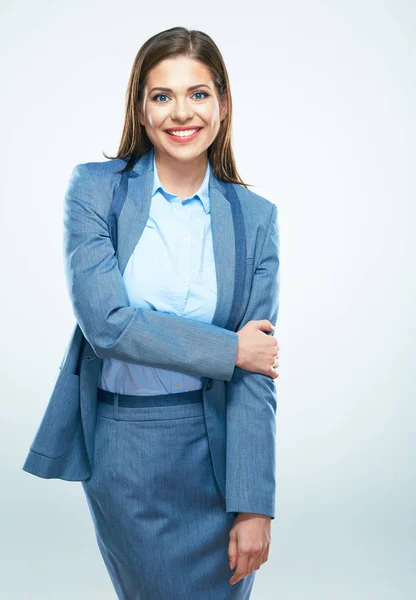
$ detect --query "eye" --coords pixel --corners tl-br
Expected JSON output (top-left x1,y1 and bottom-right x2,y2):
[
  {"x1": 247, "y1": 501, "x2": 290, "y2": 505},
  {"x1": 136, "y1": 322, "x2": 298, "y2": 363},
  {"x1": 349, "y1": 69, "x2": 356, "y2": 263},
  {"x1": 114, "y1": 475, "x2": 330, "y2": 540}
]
[
  {"x1": 192, "y1": 91, "x2": 209, "y2": 100},
  {"x1": 151, "y1": 90, "x2": 210, "y2": 103},
  {"x1": 152, "y1": 93, "x2": 169, "y2": 103}
]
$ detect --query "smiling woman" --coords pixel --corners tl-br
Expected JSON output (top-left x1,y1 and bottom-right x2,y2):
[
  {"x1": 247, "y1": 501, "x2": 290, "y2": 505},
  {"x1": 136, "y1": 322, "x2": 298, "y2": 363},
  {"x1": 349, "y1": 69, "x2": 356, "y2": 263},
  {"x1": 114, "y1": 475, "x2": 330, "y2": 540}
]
[
  {"x1": 23, "y1": 24, "x2": 280, "y2": 600},
  {"x1": 95, "y1": 26, "x2": 278, "y2": 598}
]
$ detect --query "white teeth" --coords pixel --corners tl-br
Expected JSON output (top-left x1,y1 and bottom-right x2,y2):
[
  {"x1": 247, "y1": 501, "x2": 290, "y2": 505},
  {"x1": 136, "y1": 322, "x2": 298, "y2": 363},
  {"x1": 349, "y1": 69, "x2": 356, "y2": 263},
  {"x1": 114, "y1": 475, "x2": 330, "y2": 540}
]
[{"x1": 168, "y1": 128, "x2": 200, "y2": 137}]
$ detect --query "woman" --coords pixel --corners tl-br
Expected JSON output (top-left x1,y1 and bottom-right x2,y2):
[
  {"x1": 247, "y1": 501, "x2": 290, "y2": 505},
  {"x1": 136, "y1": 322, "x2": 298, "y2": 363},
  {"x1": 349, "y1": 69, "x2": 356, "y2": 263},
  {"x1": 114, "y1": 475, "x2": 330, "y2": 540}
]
[{"x1": 24, "y1": 26, "x2": 280, "y2": 599}]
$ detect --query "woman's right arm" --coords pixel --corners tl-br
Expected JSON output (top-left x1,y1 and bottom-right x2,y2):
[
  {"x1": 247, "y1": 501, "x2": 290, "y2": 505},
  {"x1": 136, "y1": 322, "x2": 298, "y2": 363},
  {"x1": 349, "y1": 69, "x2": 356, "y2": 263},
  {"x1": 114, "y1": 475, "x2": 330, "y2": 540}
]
[{"x1": 63, "y1": 163, "x2": 273, "y2": 382}]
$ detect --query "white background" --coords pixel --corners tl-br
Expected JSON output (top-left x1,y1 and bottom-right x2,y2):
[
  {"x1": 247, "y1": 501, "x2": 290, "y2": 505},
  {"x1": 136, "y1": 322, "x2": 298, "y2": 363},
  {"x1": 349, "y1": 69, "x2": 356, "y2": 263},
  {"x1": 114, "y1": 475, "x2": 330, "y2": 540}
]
[{"x1": 1, "y1": 1, "x2": 414, "y2": 598}]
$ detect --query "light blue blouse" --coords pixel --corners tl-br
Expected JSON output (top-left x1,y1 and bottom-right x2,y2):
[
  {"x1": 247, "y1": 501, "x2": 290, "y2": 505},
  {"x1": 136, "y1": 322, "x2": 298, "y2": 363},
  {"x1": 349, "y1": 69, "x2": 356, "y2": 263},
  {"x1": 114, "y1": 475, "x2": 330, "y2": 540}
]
[{"x1": 99, "y1": 154, "x2": 218, "y2": 395}]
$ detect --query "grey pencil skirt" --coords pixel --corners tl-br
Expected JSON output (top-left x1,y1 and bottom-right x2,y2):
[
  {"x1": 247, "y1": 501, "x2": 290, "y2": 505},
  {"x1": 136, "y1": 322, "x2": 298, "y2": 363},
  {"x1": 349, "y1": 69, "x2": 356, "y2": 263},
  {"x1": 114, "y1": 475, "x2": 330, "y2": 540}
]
[{"x1": 81, "y1": 387, "x2": 255, "y2": 599}]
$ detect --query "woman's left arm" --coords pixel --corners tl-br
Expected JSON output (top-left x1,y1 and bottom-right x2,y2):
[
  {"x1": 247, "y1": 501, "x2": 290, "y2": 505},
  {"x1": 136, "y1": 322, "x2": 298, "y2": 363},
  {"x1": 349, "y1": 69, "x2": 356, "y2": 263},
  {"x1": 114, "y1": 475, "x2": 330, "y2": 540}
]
[{"x1": 225, "y1": 202, "x2": 280, "y2": 520}]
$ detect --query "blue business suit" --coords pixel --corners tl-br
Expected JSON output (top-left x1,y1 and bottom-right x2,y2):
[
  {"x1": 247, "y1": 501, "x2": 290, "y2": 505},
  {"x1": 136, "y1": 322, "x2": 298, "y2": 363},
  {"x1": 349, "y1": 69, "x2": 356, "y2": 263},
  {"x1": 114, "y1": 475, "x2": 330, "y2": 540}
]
[{"x1": 22, "y1": 146, "x2": 280, "y2": 598}]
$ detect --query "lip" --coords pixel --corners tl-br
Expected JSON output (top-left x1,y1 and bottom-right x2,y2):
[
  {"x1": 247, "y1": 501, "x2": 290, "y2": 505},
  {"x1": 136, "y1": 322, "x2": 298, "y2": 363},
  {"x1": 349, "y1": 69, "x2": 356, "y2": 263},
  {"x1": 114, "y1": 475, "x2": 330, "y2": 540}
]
[
  {"x1": 164, "y1": 126, "x2": 203, "y2": 132},
  {"x1": 164, "y1": 127, "x2": 203, "y2": 144}
]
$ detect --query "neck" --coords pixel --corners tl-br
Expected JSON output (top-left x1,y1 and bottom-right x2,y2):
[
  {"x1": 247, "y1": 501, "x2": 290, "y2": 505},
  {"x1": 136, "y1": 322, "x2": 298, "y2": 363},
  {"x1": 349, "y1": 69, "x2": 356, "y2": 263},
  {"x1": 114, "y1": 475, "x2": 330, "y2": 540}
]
[{"x1": 154, "y1": 150, "x2": 208, "y2": 200}]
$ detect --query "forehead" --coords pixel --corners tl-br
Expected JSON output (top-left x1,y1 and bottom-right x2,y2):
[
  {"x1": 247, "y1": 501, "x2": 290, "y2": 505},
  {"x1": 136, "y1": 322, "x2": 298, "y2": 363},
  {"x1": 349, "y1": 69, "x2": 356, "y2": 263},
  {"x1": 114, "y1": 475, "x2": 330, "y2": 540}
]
[{"x1": 145, "y1": 56, "x2": 212, "y2": 90}]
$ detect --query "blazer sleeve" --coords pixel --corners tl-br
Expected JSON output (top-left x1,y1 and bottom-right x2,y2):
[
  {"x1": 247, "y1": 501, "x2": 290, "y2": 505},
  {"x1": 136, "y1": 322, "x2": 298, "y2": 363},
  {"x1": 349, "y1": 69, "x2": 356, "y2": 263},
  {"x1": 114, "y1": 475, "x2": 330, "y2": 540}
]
[
  {"x1": 224, "y1": 202, "x2": 280, "y2": 519},
  {"x1": 63, "y1": 163, "x2": 239, "y2": 382}
]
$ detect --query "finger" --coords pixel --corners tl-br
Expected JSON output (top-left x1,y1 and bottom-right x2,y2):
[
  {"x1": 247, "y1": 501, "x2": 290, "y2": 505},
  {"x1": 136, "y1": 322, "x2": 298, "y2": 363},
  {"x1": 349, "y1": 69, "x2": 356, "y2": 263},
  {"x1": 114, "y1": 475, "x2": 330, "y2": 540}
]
[
  {"x1": 245, "y1": 550, "x2": 263, "y2": 578},
  {"x1": 228, "y1": 534, "x2": 238, "y2": 571},
  {"x1": 229, "y1": 551, "x2": 249, "y2": 585},
  {"x1": 270, "y1": 366, "x2": 279, "y2": 379},
  {"x1": 261, "y1": 542, "x2": 270, "y2": 564},
  {"x1": 260, "y1": 539, "x2": 270, "y2": 565}
]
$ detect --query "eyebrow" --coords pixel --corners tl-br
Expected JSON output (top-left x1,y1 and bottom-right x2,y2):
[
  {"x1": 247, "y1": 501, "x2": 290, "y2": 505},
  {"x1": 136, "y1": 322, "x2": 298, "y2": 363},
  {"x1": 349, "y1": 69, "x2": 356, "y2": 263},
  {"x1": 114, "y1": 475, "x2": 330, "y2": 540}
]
[{"x1": 149, "y1": 84, "x2": 212, "y2": 93}]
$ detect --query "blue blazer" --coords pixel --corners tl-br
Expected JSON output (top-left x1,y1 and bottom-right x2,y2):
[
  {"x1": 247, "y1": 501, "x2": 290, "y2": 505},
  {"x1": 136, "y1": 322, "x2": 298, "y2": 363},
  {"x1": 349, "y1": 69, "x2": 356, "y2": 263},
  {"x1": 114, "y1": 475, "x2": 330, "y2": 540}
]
[{"x1": 22, "y1": 146, "x2": 280, "y2": 519}]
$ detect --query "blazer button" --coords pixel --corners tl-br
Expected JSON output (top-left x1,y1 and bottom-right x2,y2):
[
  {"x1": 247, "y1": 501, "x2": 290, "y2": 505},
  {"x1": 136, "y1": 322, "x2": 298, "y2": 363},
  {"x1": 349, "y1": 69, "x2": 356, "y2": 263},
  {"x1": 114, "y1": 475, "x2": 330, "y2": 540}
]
[
  {"x1": 206, "y1": 378, "x2": 213, "y2": 391},
  {"x1": 86, "y1": 355, "x2": 94, "y2": 361}
]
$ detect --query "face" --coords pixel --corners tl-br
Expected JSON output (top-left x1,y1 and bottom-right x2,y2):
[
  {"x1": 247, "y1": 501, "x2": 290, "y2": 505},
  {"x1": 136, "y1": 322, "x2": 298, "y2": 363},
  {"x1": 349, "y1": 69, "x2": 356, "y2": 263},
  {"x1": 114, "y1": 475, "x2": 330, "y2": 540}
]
[{"x1": 138, "y1": 56, "x2": 227, "y2": 164}]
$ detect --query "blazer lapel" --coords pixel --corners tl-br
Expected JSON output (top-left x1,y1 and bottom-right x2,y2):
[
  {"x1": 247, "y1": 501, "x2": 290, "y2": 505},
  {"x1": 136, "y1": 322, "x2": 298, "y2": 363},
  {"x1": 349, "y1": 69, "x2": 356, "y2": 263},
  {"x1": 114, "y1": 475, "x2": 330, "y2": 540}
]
[{"x1": 116, "y1": 146, "x2": 246, "y2": 332}]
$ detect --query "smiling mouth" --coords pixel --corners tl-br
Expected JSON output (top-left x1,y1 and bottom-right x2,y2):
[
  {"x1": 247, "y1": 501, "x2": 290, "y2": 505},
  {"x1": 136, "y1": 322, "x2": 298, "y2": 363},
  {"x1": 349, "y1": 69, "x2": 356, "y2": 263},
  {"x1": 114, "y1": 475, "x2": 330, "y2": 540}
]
[{"x1": 165, "y1": 127, "x2": 203, "y2": 137}]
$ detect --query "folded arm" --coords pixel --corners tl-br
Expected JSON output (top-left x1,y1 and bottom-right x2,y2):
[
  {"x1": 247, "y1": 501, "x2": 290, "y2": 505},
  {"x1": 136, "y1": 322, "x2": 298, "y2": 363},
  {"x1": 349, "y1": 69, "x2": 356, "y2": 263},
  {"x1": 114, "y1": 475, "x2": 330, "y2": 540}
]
[
  {"x1": 63, "y1": 163, "x2": 239, "y2": 381},
  {"x1": 225, "y1": 202, "x2": 280, "y2": 519}
]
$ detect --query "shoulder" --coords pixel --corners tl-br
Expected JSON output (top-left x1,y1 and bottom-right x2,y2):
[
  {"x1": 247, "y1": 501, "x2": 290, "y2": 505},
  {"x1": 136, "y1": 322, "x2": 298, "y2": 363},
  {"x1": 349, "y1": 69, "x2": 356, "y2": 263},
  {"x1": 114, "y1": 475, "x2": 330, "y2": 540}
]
[
  {"x1": 65, "y1": 158, "x2": 126, "y2": 217},
  {"x1": 66, "y1": 158, "x2": 126, "y2": 207},
  {"x1": 69, "y1": 157, "x2": 127, "y2": 186},
  {"x1": 233, "y1": 182, "x2": 277, "y2": 224}
]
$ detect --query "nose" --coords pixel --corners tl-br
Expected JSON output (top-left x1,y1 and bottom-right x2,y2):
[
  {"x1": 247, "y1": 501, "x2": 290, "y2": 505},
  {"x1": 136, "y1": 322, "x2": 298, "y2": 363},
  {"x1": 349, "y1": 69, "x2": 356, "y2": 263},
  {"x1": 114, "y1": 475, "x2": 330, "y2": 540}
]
[{"x1": 170, "y1": 97, "x2": 194, "y2": 121}]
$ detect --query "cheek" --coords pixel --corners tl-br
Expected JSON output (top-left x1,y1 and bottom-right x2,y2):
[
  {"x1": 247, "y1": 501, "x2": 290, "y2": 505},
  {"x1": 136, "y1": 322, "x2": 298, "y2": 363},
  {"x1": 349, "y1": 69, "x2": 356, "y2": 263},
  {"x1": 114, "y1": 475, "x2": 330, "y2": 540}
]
[
  {"x1": 202, "y1": 106, "x2": 221, "y2": 130},
  {"x1": 144, "y1": 105, "x2": 166, "y2": 129},
  {"x1": 146, "y1": 113, "x2": 159, "y2": 128}
]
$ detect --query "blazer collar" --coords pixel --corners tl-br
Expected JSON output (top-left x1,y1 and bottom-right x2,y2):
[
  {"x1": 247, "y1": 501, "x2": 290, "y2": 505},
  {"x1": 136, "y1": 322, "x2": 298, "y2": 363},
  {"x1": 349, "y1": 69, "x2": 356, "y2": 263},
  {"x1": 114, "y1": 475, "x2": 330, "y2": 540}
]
[{"x1": 116, "y1": 146, "x2": 246, "y2": 331}]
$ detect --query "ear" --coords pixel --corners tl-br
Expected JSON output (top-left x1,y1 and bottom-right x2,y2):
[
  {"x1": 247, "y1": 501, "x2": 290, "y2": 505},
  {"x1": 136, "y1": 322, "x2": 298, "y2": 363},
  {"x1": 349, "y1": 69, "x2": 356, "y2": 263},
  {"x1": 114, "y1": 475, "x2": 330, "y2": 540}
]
[
  {"x1": 220, "y1": 91, "x2": 228, "y2": 122},
  {"x1": 138, "y1": 107, "x2": 145, "y2": 127}
]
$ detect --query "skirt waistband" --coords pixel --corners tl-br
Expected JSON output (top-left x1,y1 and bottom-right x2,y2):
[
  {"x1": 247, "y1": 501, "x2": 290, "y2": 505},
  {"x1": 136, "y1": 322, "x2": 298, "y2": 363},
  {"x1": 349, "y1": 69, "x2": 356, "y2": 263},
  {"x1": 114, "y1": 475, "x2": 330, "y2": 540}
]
[{"x1": 97, "y1": 387, "x2": 203, "y2": 408}]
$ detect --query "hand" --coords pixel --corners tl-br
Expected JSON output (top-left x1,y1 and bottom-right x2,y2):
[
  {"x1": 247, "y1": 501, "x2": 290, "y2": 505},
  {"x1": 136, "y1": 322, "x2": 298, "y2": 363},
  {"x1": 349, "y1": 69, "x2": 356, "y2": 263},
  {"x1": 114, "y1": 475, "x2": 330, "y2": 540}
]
[
  {"x1": 236, "y1": 320, "x2": 280, "y2": 379},
  {"x1": 228, "y1": 512, "x2": 272, "y2": 585}
]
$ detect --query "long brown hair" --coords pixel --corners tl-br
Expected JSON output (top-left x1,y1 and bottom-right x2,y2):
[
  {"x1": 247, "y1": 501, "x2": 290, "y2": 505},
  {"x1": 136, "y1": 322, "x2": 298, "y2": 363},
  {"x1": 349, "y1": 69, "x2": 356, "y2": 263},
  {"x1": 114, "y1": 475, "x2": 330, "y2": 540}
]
[{"x1": 103, "y1": 26, "x2": 252, "y2": 187}]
